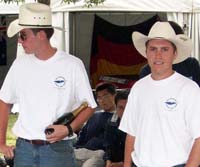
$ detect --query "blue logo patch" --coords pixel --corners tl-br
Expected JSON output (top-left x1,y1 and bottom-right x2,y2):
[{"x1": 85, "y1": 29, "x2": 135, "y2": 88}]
[
  {"x1": 54, "y1": 76, "x2": 66, "y2": 87},
  {"x1": 165, "y1": 98, "x2": 177, "y2": 110}
]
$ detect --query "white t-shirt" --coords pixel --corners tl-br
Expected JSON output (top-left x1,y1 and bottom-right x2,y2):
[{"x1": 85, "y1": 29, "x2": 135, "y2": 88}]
[
  {"x1": 119, "y1": 72, "x2": 200, "y2": 167},
  {"x1": 0, "y1": 50, "x2": 97, "y2": 140}
]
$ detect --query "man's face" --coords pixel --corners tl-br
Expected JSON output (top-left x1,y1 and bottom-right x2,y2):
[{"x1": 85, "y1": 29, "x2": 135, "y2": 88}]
[
  {"x1": 146, "y1": 39, "x2": 177, "y2": 80},
  {"x1": 116, "y1": 99, "x2": 127, "y2": 118},
  {"x1": 96, "y1": 89, "x2": 115, "y2": 112},
  {"x1": 18, "y1": 29, "x2": 40, "y2": 54}
]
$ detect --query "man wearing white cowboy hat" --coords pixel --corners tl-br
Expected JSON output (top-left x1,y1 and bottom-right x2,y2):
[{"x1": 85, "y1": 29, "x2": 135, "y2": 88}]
[
  {"x1": 119, "y1": 21, "x2": 200, "y2": 167},
  {"x1": 0, "y1": 2, "x2": 97, "y2": 167}
]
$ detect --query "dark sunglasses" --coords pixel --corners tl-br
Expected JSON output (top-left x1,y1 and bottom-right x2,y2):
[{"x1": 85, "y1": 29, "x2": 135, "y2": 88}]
[{"x1": 18, "y1": 32, "x2": 27, "y2": 41}]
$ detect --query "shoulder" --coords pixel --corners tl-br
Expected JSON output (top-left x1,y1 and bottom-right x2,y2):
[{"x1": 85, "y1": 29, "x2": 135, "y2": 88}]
[
  {"x1": 132, "y1": 75, "x2": 151, "y2": 89},
  {"x1": 176, "y1": 72, "x2": 199, "y2": 90},
  {"x1": 10, "y1": 54, "x2": 34, "y2": 69},
  {"x1": 57, "y1": 50, "x2": 83, "y2": 65}
]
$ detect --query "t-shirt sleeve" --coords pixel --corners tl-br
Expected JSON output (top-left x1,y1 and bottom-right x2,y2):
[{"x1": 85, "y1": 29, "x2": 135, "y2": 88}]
[
  {"x1": 119, "y1": 87, "x2": 137, "y2": 137},
  {"x1": 183, "y1": 82, "x2": 200, "y2": 139},
  {"x1": 73, "y1": 59, "x2": 97, "y2": 109},
  {"x1": 0, "y1": 61, "x2": 18, "y2": 104}
]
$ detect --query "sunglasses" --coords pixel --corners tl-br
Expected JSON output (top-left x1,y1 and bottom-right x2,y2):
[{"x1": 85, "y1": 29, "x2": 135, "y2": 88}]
[{"x1": 18, "y1": 32, "x2": 27, "y2": 41}]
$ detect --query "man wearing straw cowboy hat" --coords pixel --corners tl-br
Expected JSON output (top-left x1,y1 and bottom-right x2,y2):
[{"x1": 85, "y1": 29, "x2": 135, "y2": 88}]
[
  {"x1": 0, "y1": 2, "x2": 97, "y2": 167},
  {"x1": 119, "y1": 21, "x2": 200, "y2": 167}
]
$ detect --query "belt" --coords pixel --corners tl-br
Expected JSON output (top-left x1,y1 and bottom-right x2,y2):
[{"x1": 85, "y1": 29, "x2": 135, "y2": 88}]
[
  {"x1": 133, "y1": 164, "x2": 185, "y2": 167},
  {"x1": 19, "y1": 137, "x2": 50, "y2": 145},
  {"x1": 173, "y1": 164, "x2": 185, "y2": 167}
]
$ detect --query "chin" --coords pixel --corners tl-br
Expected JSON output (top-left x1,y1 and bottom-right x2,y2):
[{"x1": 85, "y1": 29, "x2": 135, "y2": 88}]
[{"x1": 24, "y1": 50, "x2": 33, "y2": 54}]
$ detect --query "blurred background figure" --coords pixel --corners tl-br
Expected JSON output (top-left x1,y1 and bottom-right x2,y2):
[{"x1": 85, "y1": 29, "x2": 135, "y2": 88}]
[
  {"x1": 75, "y1": 82, "x2": 116, "y2": 167},
  {"x1": 104, "y1": 89, "x2": 130, "y2": 167}
]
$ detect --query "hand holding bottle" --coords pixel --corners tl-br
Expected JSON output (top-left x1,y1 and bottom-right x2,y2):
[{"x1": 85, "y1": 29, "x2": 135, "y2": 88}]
[{"x1": 45, "y1": 102, "x2": 88, "y2": 135}]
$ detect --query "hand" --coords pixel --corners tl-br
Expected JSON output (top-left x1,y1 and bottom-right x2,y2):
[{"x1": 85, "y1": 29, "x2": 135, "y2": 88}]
[
  {"x1": 0, "y1": 144, "x2": 15, "y2": 159},
  {"x1": 45, "y1": 125, "x2": 68, "y2": 143}
]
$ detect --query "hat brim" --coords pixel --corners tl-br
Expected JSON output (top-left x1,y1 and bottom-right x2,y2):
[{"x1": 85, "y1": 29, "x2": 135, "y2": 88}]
[
  {"x1": 7, "y1": 19, "x2": 53, "y2": 38},
  {"x1": 132, "y1": 32, "x2": 193, "y2": 64}
]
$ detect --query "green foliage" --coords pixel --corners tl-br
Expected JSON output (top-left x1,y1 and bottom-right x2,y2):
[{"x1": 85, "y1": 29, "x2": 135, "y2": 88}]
[
  {"x1": 1, "y1": 0, "x2": 106, "y2": 7},
  {"x1": 62, "y1": 0, "x2": 106, "y2": 7},
  {"x1": 0, "y1": 0, "x2": 25, "y2": 4},
  {"x1": 7, "y1": 113, "x2": 18, "y2": 146},
  {"x1": 0, "y1": 113, "x2": 17, "y2": 157}
]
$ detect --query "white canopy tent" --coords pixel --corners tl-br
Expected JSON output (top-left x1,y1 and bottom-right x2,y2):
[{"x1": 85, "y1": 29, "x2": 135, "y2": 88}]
[{"x1": 49, "y1": 0, "x2": 200, "y2": 62}]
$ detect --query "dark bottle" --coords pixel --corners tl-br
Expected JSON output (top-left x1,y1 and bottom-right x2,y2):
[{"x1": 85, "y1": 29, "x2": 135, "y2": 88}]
[{"x1": 45, "y1": 102, "x2": 88, "y2": 135}]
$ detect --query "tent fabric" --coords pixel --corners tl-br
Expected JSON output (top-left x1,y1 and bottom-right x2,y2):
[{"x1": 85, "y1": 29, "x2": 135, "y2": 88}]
[
  {"x1": 51, "y1": 0, "x2": 200, "y2": 13},
  {"x1": 50, "y1": 0, "x2": 200, "y2": 61},
  {"x1": 90, "y1": 15, "x2": 159, "y2": 88}
]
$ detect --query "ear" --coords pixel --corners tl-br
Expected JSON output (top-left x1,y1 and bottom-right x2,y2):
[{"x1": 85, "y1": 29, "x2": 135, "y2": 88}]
[
  {"x1": 173, "y1": 50, "x2": 178, "y2": 61},
  {"x1": 37, "y1": 31, "x2": 46, "y2": 40}
]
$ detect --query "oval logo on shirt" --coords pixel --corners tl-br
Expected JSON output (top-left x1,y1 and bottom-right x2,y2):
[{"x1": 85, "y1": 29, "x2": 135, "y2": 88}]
[
  {"x1": 164, "y1": 98, "x2": 177, "y2": 111},
  {"x1": 54, "y1": 76, "x2": 66, "y2": 87}
]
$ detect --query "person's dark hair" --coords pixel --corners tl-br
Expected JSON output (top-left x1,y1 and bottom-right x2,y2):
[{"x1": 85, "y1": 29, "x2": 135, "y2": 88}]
[
  {"x1": 115, "y1": 89, "x2": 130, "y2": 105},
  {"x1": 31, "y1": 28, "x2": 54, "y2": 40},
  {"x1": 168, "y1": 21, "x2": 184, "y2": 35},
  {"x1": 95, "y1": 82, "x2": 116, "y2": 95}
]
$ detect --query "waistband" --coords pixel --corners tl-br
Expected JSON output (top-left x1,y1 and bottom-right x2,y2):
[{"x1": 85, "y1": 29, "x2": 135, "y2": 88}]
[
  {"x1": 18, "y1": 137, "x2": 50, "y2": 146},
  {"x1": 133, "y1": 163, "x2": 185, "y2": 167}
]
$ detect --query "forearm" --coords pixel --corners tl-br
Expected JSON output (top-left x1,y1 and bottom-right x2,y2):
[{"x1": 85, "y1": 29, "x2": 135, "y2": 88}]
[
  {"x1": 0, "y1": 100, "x2": 10, "y2": 145},
  {"x1": 71, "y1": 107, "x2": 94, "y2": 132},
  {"x1": 185, "y1": 137, "x2": 200, "y2": 167},
  {"x1": 106, "y1": 160, "x2": 112, "y2": 167},
  {"x1": 124, "y1": 134, "x2": 135, "y2": 167}
]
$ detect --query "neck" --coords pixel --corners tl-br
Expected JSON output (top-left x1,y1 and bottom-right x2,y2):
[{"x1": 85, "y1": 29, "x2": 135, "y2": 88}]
[
  {"x1": 35, "y1": 42, "x2": 57, "y2": 60},
  {"x1": 105, "y1": 105, "x2": 116, "y2": 113},
  {"x1": 151, "y1": 70, "x2": 175, "y2": 80}
]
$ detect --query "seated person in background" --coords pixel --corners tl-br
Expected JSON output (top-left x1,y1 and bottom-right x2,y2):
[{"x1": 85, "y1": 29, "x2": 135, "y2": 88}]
[
  {"x1": 139, "y1": 21, "x2": 200, "y2": 87},
  {"x1": 74, "y1": 82, "x2": 116, "y2": 167},
  {"x1": 104, "y1": 89, "x2": 130, "y2": 167}
]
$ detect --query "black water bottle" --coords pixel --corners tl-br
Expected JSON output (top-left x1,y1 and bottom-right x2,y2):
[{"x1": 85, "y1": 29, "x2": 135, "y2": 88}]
[{"x1": 45, "y1": 102, "x2": 88, "y2": 135}]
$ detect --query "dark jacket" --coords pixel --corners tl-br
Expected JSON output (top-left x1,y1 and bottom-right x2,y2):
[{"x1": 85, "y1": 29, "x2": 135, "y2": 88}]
[
  {"x1": 75, "y1": 111, "x2": 113, "y2": 150},
  {"x1": 104, "y1": 116, "x2": 126, "y2": 162}
]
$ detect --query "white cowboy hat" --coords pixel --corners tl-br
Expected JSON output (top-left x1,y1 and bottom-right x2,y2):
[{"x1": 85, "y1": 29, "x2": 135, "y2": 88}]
[
  {"x1": 132, "y1": 21, "x2": 193, "y2": 64},
  {"x1": 7, "y1": 3, "x2": 52, "y2": 38}
]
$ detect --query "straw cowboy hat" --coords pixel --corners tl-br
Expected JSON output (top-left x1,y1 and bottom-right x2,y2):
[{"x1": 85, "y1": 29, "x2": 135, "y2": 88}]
[
  {"x1": 132, "y1": 21, "x2": 193, "y2": 64},
  {"x1": 7, "y1": 3, "x2": 52, "y2": 38}
]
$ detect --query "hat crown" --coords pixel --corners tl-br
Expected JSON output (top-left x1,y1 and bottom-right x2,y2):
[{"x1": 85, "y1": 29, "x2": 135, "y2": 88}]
[
  {"x1": 19, "y1": 3, "x2": 52, "y2": 26},
  {"x1": 148, "y1": 22, "x2": 176, "y2": 39}
]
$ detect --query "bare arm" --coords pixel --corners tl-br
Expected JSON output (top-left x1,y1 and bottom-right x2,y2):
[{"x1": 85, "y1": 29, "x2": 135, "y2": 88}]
[
  {"x1": 185, "y1": 137, "x2": 200, "y2": 167},
  {"x1": 123, "y1": 134, "x2": 135, "y2": 167},
  {"x1": 105, "y1": 160, "x2": 112, "y2": 167},
  {"x1": 0, "y1": 99, "x2": 15, "y2": 158},
  {"x1": 71, "y1": 106, "x2": 94, "y2": 132}
]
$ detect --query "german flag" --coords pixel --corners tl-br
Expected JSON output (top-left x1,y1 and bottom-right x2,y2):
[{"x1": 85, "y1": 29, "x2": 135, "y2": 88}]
[{"x1": 90, "y1": 15, "x2": 160, "y2": 88}]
